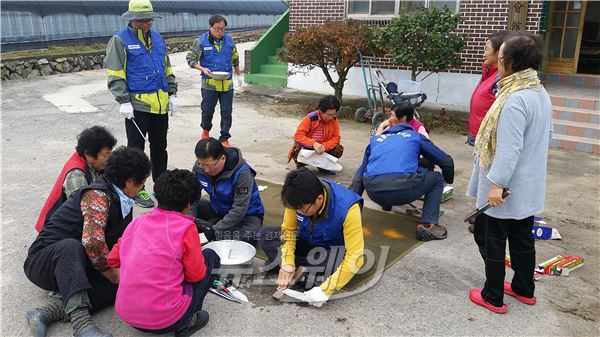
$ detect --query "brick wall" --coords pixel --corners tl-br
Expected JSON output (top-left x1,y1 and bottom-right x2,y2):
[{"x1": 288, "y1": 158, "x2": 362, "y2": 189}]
[
  {"x1": 288, "y1": 0, "x2": 545, "y2": 75},
  {"x1": 456, "y1": 0, "x2": 545, "y2": 73},
  {"x1": 289, "y1": 0, "x2": 344, "y2": 30}
]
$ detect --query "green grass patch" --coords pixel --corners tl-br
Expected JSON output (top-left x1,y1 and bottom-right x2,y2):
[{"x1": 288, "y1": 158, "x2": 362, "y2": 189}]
[
  {"x1": 419, "y1": 111, "x2": 468, "y2": 135},
  {"x1": 2, "y1": 43, "x2": 108, "y2": 60}
]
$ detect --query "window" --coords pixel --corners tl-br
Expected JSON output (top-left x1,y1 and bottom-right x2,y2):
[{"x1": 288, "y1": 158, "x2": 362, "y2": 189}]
[{"x1": 346, "y1": 0, "x2": 459, "y2": 17}]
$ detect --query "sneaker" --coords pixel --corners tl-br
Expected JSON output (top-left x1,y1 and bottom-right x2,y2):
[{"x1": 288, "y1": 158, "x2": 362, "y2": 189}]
[
  {"x1": 201, "y1": 130, "x2": 210, "y2": 139},
  {"x1": 221, "y1": 140, "x2": 231, "y2": 147},
  {"x1": 133, "y1": 188, "x2": 154, "y2": 208},
  {"x1": 504, "y1": 281, "x2": 536, "y2": 305},
  {"x1": 469, "y1": 288, "x2": 508, "y2": 314},
  {"x1": 381, "y1": 204, "x2": 392, "y2": 212},
  {"x1": 416, "y1": 224, "x2": 447, "y2": 241},
  {"x1": 175, "y1": 310, "x2": 209, "y2": 337},
  {"x1": 317, "y1": 167, "x2": 337, "y2": 175},
  {"x1": 26, "y1": 308, "x2": 50, "y2": 337}
]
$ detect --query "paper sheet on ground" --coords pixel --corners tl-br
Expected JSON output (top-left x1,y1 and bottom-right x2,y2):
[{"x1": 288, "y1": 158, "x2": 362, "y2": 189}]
[{"x1": 297, "y1": 149, "x2": 342, "y2": 172}]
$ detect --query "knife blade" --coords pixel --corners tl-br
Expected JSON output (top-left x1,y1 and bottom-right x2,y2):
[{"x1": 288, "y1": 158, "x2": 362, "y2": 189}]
[
  {"x1": 464, "y1": 188, "x2": 510, "y2": 223},
  {"x1": 227, "y1": 285, "x2": 248, "y2": 303}
]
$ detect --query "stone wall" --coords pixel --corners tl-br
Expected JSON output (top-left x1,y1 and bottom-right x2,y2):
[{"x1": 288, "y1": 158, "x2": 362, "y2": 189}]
[{"x1": 1, "y1": 30, "x2": 264, "y2": 81}]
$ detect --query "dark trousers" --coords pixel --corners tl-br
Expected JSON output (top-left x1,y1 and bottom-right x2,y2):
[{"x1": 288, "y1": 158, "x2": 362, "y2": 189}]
[
  {"x1": 201, "y1": 88, "x2": 233, "y2": 141},
  {"x1": 258, "y1": 227, "x2": 345, "y2": 287},
  {"x1": 23, "y1": 238, "x2": 117, "y2": 312},
  {"x1": 193, "y1": 199, "x2": 262, "y2": 244},
  {"x1": 366, "y1": 171, "x2": 445, "y2": 224},
  {"x1": 136, "y1": 249, "x2": 221, "y2": 334},
  {"x1": 474, "y1": 213, "x2": 535, "y2": 307},
  {"x1": 125, "y1": 110, "x2": 168, "y2": 182}
]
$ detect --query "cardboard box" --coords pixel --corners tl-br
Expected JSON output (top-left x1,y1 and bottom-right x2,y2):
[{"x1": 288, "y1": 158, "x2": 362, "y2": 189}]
[
  {"x1": 558, "y1": 257, "x2": 584, "y2": 277},
  {"x1": 536, "y1": 255, "x2": 563, "y2": 274}
]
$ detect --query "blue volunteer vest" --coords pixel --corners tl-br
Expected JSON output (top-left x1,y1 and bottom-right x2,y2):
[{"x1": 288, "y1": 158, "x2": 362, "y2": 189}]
[
  {"x1": 118, "y1": 27, "x2": 169, "y2": 94},
  {"x1": 198, "y1": 32, "x2": 234, "y2": 80},
  {"x1": 196, "y1": 163, "x2": 264, "y2": 217},
  {"x1": 296, "y1": 179, "x2": 363, "y2": 247},
  {"x1": 364, "y1": 125, "x2": 421, "y2": 177}
]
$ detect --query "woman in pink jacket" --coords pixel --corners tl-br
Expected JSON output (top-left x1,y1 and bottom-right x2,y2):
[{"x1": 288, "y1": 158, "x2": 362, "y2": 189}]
[
  {"x1": 108, "y1": 169, "x2": 220, "y2": 337},
  {"x1": 468, "y1": 30, "x2": 509, "y2": 146},
  {"x1": 467, "y1": 31, "x2": 508, "y2": 234}
]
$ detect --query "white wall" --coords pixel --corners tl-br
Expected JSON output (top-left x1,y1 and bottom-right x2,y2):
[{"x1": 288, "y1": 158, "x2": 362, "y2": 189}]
[{"x1": 287, "y1": 64, "x2": 481, "y2": 108}]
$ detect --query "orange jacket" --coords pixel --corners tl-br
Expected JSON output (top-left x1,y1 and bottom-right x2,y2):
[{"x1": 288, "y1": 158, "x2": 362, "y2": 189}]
[{"x1": 293, "y1": 110, "x2": 341, "y2": 151}]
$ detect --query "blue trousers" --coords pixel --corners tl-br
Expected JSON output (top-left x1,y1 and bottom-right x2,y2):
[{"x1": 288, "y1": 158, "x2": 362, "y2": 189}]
[
  {"x1": 201, "y1": 88, "x2": 234, "y2": 141},
  {"x1": 366, "y1": 171, "x2": 445, "y2": 224}
]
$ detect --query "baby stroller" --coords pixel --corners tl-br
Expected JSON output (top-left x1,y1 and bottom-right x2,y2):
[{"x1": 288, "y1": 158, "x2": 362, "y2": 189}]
[{"x1": 354, "y1": 58, "x2": 428, "y2": 135}]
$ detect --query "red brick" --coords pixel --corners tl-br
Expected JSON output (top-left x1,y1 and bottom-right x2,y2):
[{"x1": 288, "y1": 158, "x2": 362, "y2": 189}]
[
  {"x1": 551, "y1": 96, "x2": 566, "y2": 106},
  {"x1": 560, "y1": 140, "x2": 577, "y2": 151},
  {"x1": 566, "y1": 125, "x2": 583, "y2": 137},
  {"x1": 583, "y1": 76, "x2": 597, "y2": 87},
  {"x1": 572, "y1": 112, "x2": 590, "y2": 123},
  {"x1": 580, "y1": 100, "x2": 596, "y2": 110}
]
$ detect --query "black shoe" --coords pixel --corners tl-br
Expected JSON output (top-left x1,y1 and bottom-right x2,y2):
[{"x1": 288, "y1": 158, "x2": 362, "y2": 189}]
[
  {"x1": 175, "y1": 310, "x2": 209, "y2": 337},
  {"x1": 26, "y1": 309, "x2": 49, "y2": 337},
  {"x1": 416, "y1": 224, "x2": 448, "y2": 241},
  {"x1": 381, "y1": 204, "x2": 392, "y2": 212},
  {"x1": 74, "y1": 325, "x2": 112, "y2": 337},
  {"x1": 133, "y1": 188, "x2": 154, "y2": 208}
]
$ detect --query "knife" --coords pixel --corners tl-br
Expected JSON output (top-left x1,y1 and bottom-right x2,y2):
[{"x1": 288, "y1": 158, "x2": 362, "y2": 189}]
[
  {"x1": 463, "y1": 188, "x2": 510, "y2": 223},
  {"x1": 226, "y1": 284, "x2": 249, "y2": 303}
]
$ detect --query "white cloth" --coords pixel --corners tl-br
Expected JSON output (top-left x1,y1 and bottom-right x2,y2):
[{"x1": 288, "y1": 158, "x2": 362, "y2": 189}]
[
  {"x1": 120, "y1": 102, "x2": 134, "y2": 119},
  {"x1": 282, "y1": 287, "x2": 330, "y2": 307},
  {"x1": 167, "y1": 95, "x2": 177, "y2": 115},
  {"x1": 297, "y1": 149, "x2": 342, "y2": 172}
]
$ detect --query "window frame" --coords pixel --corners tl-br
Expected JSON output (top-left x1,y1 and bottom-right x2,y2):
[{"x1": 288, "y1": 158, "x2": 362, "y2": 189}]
[{"x1": 345, "y1": 0, "x2": 459, "y2": 19}]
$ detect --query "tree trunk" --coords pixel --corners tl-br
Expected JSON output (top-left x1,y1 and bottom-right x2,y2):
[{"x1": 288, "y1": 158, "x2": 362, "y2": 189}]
[
  {"x1": 411, "y1": 63, "x2": 418, "y2": 82},
  {"x1": 334, "y1": 85, "x2": 343, "y2": 106}
]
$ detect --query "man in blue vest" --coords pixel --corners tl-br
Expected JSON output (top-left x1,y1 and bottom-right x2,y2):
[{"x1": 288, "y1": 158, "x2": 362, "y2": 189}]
[
  {"x1": 106, "y1": 0, "x2": 178, "y2": 208},
  {"x1": 351, "y1": 102, "x2": 454, "y2": 242},
  {"x1": 186, "y1": 15, "x2": 241, "y2": 148},
  {"x1": 192, "y1": 138, "x2": 263, "y2": 245},
  {"x1": 259, "y1": 168, "x2": 365, "y2": 307}
]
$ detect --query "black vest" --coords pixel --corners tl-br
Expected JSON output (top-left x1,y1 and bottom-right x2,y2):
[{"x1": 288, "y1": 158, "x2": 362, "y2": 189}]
[{"x1": 29, "y1": 176, "x2": 132, "y2": 255}]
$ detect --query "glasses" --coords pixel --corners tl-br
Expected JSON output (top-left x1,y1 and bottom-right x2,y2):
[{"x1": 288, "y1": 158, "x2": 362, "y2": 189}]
[
  {"x1": 197, "y1": 156, "x2": 223, "y2": 170},
  {"x1": 297, "y1": 202, "x2": 314, "y2": 215},
  {"x1": 211, "y1": 25, "x2": 226, "y2": 32}
]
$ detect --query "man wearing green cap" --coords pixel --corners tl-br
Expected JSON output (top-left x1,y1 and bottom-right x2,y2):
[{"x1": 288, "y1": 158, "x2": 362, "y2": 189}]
[{"x1": 106, "y1": 0, "x2": 177, "y2": 208}]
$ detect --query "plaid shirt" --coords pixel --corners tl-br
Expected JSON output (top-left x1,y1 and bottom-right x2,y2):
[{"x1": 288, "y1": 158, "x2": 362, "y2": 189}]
[{"x1": 62, "y1": 164, "x2": 98, "y2": 198}]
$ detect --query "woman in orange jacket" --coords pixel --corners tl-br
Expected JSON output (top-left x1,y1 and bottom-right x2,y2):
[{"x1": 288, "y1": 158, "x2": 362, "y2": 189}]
[{"x1": 287, "y1": 95, "x2": 343, "y2": 175}]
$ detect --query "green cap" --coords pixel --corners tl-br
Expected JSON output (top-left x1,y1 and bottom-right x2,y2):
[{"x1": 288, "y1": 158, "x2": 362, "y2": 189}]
[{"x1": 121, "y1": 0, "x2": 161, "y2": 20}]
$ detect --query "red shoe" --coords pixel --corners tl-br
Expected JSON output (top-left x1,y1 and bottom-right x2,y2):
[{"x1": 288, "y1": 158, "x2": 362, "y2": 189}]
[
  {"x1": 469, "y1": 288, "x2": 508, "y2": 314},
  {"x1": 504, "y1": 281, "x2": 536, "y2": 305},
  {"x1": 221, "y1": 140, "x2": 230, "y2": 147},
  {"x1": 201, "y1": 130, "x2": 210, "y2": 139}
]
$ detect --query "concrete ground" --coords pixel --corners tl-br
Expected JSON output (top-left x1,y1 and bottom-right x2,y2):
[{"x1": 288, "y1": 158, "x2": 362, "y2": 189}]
[{"x1": 2, "y1": 41, "x2": 599, "y2": 336}]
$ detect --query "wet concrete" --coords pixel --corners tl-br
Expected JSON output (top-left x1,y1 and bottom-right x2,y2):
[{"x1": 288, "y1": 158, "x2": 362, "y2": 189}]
[{"x1": 1, "y1": 41, "x2": 599, "y2": 336}]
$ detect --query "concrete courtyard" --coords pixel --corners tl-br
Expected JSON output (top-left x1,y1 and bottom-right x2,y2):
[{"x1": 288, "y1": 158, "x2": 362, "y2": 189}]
[{"x1": 1, "y1": 42, "x2": 599, "y2": 336}]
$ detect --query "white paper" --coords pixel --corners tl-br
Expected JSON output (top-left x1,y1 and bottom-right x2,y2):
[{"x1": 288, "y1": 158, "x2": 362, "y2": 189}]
[{"x1": 297, "y1": 149, "x2": 342, "y2": 172}]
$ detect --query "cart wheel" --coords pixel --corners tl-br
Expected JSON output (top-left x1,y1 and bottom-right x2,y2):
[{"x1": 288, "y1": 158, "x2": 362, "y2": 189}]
[
  {"x1": 355, "y1": 107, "x2": 369, "y2": 123},
  {"x1": 372, "y1": 111, "x2": 387, "y2": 128}
]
